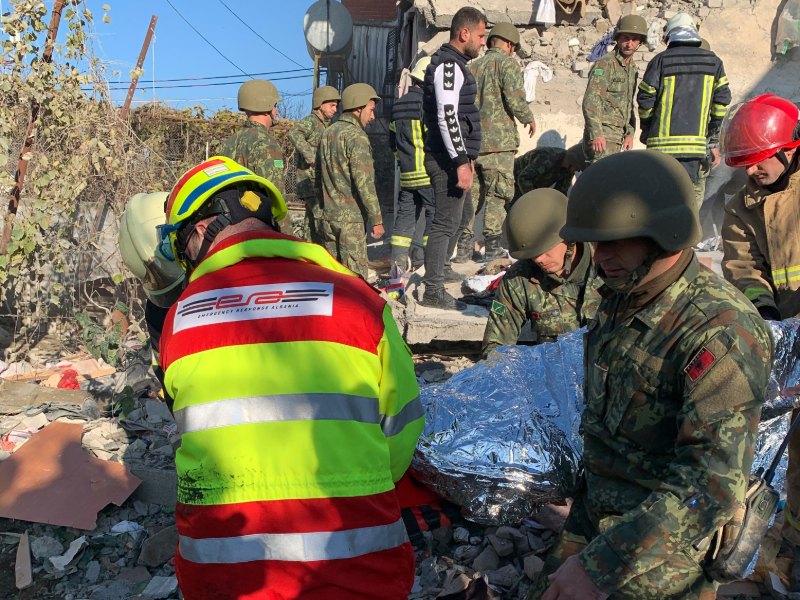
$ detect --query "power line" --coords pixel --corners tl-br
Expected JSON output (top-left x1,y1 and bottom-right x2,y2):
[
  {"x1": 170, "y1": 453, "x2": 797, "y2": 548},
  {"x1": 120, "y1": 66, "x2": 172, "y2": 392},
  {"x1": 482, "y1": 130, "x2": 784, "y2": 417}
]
[
  {"x1": 216, "y1": 0, "x2": 308, "y2": 69},
  {"x1": 87, "y1": 73, "x2": 313, "y2": 91},
  {"x1": 163, "y1": 0, "x2": 250, "y2": 77},
  {"x1": 108, "y1": 67, "x2": 312, "y2": 86}
]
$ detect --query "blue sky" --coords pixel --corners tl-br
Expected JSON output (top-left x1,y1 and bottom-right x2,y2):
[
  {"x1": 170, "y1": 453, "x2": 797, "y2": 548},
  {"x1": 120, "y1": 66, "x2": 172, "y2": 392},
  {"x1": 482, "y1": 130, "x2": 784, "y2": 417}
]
[{"x1": 81, "y1": 1, "x2": 318, "y2": 115}]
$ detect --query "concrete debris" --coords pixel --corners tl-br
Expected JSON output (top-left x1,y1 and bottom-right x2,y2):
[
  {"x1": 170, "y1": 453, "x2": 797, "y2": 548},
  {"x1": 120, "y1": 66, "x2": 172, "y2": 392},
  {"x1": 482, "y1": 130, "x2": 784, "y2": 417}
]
[
  {"x1": 49, "y1": 536, "x2": 87, "y2": 571},
  {"x1": 137, "y1": 525, "x2": 178, "y2": 568},
  {"x1": 141, "y1": 575, "x2": 179, "y2": 599},
  {"x1": 31, "y1": 535, "x2": 65, "y2": 560},
  {"x1": 15, "y1": 531, "x2": 32, "y2": 590}
]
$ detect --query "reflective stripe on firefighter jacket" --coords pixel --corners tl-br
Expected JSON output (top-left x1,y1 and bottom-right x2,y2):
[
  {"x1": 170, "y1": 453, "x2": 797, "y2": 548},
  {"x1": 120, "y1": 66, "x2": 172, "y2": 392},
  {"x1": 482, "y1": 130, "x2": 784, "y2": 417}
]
[
  {"x1": 637, "y1": 45, "x2": 731, "y2": 158},
  {"x1": 722, "y1": 166, "x2": 800, "y2": 318},
  {"x1": 159, "y1": 229, "x2": 424, "y2": 600},
  {"x1": 390, "y1": 86, "x2": 431, "y2": 189}
]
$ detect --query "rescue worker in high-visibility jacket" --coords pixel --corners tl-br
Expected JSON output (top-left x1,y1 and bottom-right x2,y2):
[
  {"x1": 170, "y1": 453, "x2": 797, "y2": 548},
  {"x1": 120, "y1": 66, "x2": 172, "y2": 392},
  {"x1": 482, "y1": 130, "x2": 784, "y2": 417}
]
[
  {"x1": 637, "y1": 13, "x2": 731, "y2": 207},
  {"x1": 157, "y1": 155, "x2": 424, "y2": 600}
]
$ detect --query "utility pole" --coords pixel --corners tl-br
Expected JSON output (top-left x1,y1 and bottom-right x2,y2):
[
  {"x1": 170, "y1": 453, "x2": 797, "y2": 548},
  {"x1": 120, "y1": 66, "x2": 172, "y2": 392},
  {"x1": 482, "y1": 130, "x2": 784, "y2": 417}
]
[
  {"x1": 1, "y1": 0, "x2": 65, "y2": 255},
  {"x1": 120, "y1": 15, "x2": 158, "y2": 120}
]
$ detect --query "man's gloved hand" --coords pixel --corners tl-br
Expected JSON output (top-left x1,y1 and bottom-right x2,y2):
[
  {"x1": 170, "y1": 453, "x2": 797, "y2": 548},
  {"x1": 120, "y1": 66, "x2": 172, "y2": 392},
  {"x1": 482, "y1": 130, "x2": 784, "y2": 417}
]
[{"x1": 758, "y1": 305, "x2": 781, "y2": 321}]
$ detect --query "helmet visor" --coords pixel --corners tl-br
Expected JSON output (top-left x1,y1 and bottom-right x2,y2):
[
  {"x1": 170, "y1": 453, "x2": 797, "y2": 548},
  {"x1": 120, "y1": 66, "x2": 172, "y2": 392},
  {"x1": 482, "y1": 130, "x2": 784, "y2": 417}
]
[{"x1": 720, "y1": 101, "x2": 800, "y2": 167}]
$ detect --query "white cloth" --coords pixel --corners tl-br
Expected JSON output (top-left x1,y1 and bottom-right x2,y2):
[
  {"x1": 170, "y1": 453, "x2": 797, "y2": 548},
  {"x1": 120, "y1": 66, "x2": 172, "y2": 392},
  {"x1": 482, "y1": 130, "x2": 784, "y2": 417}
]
[
  {"x1": 523, "y1": 61, "x2": 554, "y2": 102},
  {"x1": 535, "y1": 0, "x2": 556, "y2": 25}
]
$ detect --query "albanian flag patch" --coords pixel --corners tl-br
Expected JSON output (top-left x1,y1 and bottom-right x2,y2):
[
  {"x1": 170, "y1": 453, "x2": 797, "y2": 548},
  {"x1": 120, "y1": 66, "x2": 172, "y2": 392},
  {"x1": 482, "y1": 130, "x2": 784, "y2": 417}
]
[{"x1": 684, "y1": 347, "x2": 716, "y2": 382}]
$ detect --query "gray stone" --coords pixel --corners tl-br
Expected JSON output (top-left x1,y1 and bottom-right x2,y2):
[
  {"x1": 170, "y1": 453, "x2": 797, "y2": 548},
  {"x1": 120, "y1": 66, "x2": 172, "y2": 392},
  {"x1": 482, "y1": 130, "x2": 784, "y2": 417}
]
[
  {"x1": 145, "y1": 400, "x2": 172, "y2": 424},
  {"x1": 125, "y1": 438, "x2": 148, "y2": 458},
  {"x1": 469, "y1": 535, "x2": 483, "y2": 545},
  {"x1": 137, "y1": 525, "x2": 178, "y2": 567},
  {"x1": 572, "y1": 60, "x2": 590, "y2": 73},
  {"x1": 524, "y1": 554, "x2": 545, "y2": 580},
  {"x1": 141, "y1": 575, "x2": 179, "y2": 599},
  {"x1": 487, "y1": 564, "x2": 522, "y2": 588},
  {"x1": 90, "y1": 581, "x2": 133, "y2": 600},
  {"x1": 540, "y1": 31, "x2": 555, "y2": 46},
  {"x1": 596, "y1": 20, "x2": 610, "y2": 34},
  {"x1": 453, "y1": 544, "x2": 482, "y2": 563},
  {"x1": 81, "y1": 398, "x2": 102, "y2": 419},
  {"x1": 432, "y1": 525, "x2": 452, "y2": 546},
  {"x1": 527, "y1": 532, "x2": 547, "y2": 554},
  {"x1": 129, "y1": 465, "x2": 177, "y2": 506},
  {"x1": 706, "y1": 0, "x2": 722, "y2": 6},
  {"x1": 85, "y1": 560, "x2": 101, "y2": 583},
  {"x1": 418, "y1": 557, "x2": 440, "y2": 589},
  {"x1": 472, "y1": 546, "x2": 500, "y2": 573},
  {"x1": 31, "y1": 536, "x2": 64, "y2": 560},
  {"x1": 488, "y1": 534, "x2": 515, "y2": 557},
  {"x1": 453, "y1": 527, "x2": 471, "y2": 544},
  {"x1": 133, "y1": 501, "x2": 149, "y2": 517},
  {"x1": 440, "y1": 572, "x2": 473, "y2": 596}
]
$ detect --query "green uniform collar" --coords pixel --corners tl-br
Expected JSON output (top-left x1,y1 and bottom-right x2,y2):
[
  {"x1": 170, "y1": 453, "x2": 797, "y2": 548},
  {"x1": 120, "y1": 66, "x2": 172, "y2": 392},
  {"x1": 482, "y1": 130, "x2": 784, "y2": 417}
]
[{"x1": 339, "y1": 112, "x2": 363, "y2": 129}]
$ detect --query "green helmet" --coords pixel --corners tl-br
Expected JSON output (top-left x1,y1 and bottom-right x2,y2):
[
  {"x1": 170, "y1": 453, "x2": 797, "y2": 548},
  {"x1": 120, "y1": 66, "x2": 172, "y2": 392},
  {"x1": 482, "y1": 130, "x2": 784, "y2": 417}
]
[
  {"x1": 505, "y1": 188, "x2": 568, "y2": 260},
  {"x1": 615, "y1": 15, "x2": 647, "y2": 39},
  {"x1": 238, "y1": 79, "x2": 280, "y2": 113},
  {"x1": 488, "y1": 22, "x2": 520, "y2": 46},
  {"x1": 561, "y1": 150, "x2": 701, "y2": 252},
  {"x1": 312, "y1": 85, "x2": 341, "y2": 109},
  {"x1": 341, "y1": 83, "x2": 380, "y2": 112}
]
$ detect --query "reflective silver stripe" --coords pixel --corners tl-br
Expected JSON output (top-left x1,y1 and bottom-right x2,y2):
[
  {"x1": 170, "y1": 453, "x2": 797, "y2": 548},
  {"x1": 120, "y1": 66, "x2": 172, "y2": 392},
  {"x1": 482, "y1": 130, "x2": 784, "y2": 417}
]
[
  {"x1": 381, "y1": 396, "x2": 424, "y2": 437},
  {"x1": 175, "y1": 393, "x2": 380, "y2": 433},
  {"x1": 179, "y1": 518, "x2": 408, "y2": 564}
]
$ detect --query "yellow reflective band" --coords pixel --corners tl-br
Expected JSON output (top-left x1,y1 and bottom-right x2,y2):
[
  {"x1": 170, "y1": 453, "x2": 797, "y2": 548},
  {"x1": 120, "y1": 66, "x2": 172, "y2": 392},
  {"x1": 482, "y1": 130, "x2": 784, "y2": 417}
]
[
  {"x1": 659, "y1": 76, "x2": 675, "y2": 138},
  {"x1": 179, "y1": 519, "x2": 409, "y2": 564},
  {"x1": 639, "y1": 107, "x2": 654, "y2": 119},
  {"x1": 412, "y1": 120, "x2": 425, "y2": 174},
  {"x1": 700, "y1": 75, "x2": 713, "y2": 137},
  {"x1": 744, "y1": 286, "x2": 772, "y2": 301},
  {"x1": 390, "y1": 236, "x2": 412, "y2": 247},
  {"x1": 711, "y1": 103, "x2": 727, "y2": 117},
  {"x1": 714, "y1": 75, "x2": 729, "y2": 90},
  {"x1": 638, "y1": 80, "x2": 657, "y2": 95},
  {"x1": 389, "y1": 121, "x2": 397, "y2": 132},
  {"x1": 772, "y1": 264, "x2": 800, "y2": 285},
  {"x1": 190, "y1": 237, "x2": 355, "y2": 282}
]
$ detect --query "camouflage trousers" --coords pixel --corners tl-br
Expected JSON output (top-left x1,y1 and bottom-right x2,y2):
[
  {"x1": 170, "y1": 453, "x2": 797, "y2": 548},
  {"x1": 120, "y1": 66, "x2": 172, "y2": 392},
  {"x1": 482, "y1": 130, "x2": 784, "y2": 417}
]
[
  {"x1": 466, "y1": 151, "x2": 515, "y2": 240},
  {"x1": 692, "y1": 159, "x2": 711, "y2": 214},
  {"x1": 582, "y1": 134, "x2": 623, "y2": 164},
  {"x1": 299, "y1": 195, "x2": 323, "y2": 243},
  {"x1": 317, "y1": 219, "x2": 369, "y2": 280},
  {"x1": 527, "y1": 495, "x2": 718, "y2": 600}
]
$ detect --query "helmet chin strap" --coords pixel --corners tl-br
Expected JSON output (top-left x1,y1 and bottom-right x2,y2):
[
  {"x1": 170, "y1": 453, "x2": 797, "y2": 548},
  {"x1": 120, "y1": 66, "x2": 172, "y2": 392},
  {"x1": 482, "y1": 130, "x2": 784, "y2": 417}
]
[{"x1": 599, "y1": 246, "x2": 663, "y2": 294}]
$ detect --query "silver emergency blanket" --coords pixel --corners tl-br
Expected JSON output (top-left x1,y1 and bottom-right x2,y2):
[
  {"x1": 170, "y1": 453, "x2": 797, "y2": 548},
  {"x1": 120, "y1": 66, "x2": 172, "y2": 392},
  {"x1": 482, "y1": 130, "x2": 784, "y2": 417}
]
[{"x1": 414, "y1": 320, "x2": 800, "y2": 525}]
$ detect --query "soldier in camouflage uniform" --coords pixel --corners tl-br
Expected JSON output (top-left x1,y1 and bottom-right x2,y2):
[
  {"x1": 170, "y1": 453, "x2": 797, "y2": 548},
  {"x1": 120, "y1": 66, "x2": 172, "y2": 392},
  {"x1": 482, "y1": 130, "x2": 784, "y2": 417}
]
[
  {"x1": 581, "y1": 15, "x2": 647, "y2": 164},
  {"x1": 481, "y1": 189, "x2": 602, "y2": 359},
  {"x1": 288, "y1": 86, "x2": 340, "y2": 242},
  {"x1": 531, "y1": 150, "x2": 773, "y2": 600},
  {"x1": 220, "y1": 79, "x2": 285, "y2": 197},
  {"x1": 317, "y1": 83, "x2": 384, "y2": 280},
  {"x1": 466, "y1": 22, "x2": 536, "y2": 261},
  {"x1": 513, "y1": 144, "x2": 586, "y2": 200}
]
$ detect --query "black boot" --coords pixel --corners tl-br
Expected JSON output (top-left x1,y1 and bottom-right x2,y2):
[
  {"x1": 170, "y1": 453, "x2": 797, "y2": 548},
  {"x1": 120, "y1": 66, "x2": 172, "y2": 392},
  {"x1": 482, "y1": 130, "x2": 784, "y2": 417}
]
[
  {"x1": 444, "y1": 265, "x2": 464, "y2": 283},
  {"x1": 453, "y1": 233, "x2": 473, "y2": 263},
  {"x1": 483, "y1": 235, "x2": 507, "y2": 261},
  {"x1": 420, "y1": 289, "x2": 466, "y2": 311}
]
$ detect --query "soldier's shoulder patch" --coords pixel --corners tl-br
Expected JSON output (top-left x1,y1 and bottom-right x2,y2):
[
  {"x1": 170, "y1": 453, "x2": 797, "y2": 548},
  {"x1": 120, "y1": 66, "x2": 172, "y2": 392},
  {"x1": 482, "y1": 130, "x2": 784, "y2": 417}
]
[
  {"x1": 684, "y1": 347, "x2": 716, "y2": 382},
  {"x1": 593, "y1": 68, "x2": 604, "y2": 75},
  {"x1": 273, "y1": 159, "x2": 284, "y2": 168},
  {"x1": 491, "y1": 300, "x2": 507, "y2": 316}
]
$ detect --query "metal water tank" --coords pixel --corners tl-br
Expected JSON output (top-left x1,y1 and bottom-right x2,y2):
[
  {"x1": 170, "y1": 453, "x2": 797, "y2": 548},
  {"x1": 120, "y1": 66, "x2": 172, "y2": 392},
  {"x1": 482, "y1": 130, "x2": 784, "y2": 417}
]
[{"x1": 304, "y1": 0, "x2": 353, "y2": 58}]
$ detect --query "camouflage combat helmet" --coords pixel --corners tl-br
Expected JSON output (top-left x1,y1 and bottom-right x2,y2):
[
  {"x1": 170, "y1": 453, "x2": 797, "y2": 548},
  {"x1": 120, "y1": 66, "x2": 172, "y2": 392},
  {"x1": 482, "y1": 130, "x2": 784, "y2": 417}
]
[
  {"x1": 561, "y1": 150, "x2": 701, "y2": 251},
  {"x1": 615, "y1": 15, "x2": 647, "y2": 39},
  {"x1": 341, "y1": 83, "x2": 380, "y2": 111},
  {"x1": 487, "y1": 22, "x2": 520, "y2": 46},
  {"x1": 238, "y1": 79, "x2": 281, "y2": 113},
  {"x1": 312, "y1": 85, "x2": 341, "y2": 110},
  {"x1": 505, "y1": 188, "x2": 568, "y2": 260}
]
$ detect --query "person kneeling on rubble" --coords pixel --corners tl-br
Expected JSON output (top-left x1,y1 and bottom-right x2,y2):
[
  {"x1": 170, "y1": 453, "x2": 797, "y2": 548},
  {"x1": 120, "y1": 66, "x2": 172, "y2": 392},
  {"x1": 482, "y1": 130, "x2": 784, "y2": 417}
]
[
  {"x1": 480, "y1": 188, "x2": 602, "y2": 359},
  {"x1": 529, "y1": 150, "x2": 772, "y2": 600},
  {"x1": 156, "y1": 156, "x2": 424, "y2": 600}
]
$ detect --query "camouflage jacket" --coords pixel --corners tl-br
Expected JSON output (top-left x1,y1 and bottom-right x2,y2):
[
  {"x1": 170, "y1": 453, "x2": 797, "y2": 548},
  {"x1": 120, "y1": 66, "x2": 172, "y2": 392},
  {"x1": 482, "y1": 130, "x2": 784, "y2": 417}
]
[
  {"x1": 481, "y1": 243, "x2": 602, "y2": 358},
  {"x1": 317, "y1": 112, "x2": 381, "y2": 226},
  {"x1": 288, "y1": 111, "x2": 327, "y2": 199},
  {"x1": 219, "y1": 120, "x2": 285, "y2": 196},
  {"x1": 582, "y1": 50, "x2": 638, "y2": 143},
  {"x1": 578, "y1": 253, "x2": 773, "y2": 593},
  {"x1": 470, "y1": 48, "x2": 534, "y2": 154},
  {"x1": 513, "y1": 147, "x2": 573, "y2": 199}
]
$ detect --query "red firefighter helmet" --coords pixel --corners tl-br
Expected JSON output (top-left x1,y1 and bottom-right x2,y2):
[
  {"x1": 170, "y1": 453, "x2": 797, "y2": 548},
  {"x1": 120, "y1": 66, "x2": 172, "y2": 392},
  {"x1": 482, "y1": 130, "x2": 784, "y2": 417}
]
[{"x1": 720, "y1": 94, "x2": 800, "y2": 168}]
